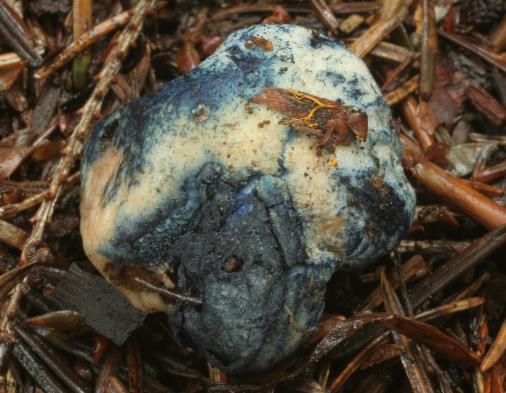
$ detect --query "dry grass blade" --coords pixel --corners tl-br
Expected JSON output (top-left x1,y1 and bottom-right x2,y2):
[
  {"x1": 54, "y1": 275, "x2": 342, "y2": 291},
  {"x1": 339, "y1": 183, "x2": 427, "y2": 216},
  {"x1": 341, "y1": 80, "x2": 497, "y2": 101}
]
[
  {"x1": 329, "y1": 333, "x2": 388, "y2": 392},
  {"x1": 379, "y1": 315, "x2": 481, "y2": 365},
  {"x1": 449, "y1": 272, "x2": 491, "y2": 302},
  {"x1": 481, "y1": 318, "x2": 506, "y2": 372},
  {"x1": 419, "y1": 0, "x2": 437, "y2": 100},
  {"x1": 350, "y1": 6, "x2": 408, "y2": 58},
  {"x1": 20, "y1": 0, "x2": 156, "y2": 265},
  {"x1": 72, "y1": 0, "x2": 93, "y2": 90},
  {"x1": 0, "y1": 219, "x2": 27, "y2": 250},
  {"x1": 308, "y1": 314, "x2": 387, "y2": 366},
  {"x1": 24, "y1": 310, "x2": 83, "y2": 332},
  {"x1": 415, "y1": 297, "x2": 485, "y2": 321},
  {"x1": 380, "y1": 268, "x2": 435, "y2": 393}
]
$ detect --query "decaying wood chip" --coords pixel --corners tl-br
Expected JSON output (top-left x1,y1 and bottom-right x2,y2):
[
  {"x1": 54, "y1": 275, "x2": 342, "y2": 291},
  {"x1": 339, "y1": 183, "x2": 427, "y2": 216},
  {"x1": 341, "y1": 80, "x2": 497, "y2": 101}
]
[{"x1": 52, "y1": 264, "x2": 145, "y2": 345}]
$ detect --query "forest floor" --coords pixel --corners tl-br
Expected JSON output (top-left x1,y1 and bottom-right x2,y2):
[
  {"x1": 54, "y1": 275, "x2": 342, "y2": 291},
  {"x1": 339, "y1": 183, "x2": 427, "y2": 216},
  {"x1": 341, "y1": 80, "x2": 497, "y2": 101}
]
[{"x1": 1, "y1": 0, "x2": 506, "y2": 392}]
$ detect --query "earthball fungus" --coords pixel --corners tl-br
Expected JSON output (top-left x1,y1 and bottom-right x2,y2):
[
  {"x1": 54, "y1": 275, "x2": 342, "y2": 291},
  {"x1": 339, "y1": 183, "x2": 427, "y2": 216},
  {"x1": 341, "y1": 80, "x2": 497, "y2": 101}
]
[{"x1": 80, "y1": 24, "x2": 416, "y2": 373}]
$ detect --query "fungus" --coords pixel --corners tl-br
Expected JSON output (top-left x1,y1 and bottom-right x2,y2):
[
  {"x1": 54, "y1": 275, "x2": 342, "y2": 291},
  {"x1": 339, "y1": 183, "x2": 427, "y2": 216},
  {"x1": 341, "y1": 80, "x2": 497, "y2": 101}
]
[{"x1": 80, "y1": 24, "x2": 416, "y2": 373}]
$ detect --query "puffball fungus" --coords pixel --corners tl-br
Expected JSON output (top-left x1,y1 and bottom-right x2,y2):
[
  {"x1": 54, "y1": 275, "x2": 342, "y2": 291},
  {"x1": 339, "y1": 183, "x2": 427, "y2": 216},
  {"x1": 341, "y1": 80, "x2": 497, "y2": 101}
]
[{"x1": 80, "y1": 24, "x2": 416, "y2": 373}]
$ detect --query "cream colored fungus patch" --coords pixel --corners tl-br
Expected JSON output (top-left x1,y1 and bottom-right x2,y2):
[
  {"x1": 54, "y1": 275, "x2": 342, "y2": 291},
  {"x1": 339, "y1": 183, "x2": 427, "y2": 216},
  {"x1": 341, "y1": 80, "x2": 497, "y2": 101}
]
[
  {"x1": 83, "y1": 25, "x2": 395, "y2": 270},
  {"x1": 80, "y1": 148, "x2": 169, "y2": 312}
]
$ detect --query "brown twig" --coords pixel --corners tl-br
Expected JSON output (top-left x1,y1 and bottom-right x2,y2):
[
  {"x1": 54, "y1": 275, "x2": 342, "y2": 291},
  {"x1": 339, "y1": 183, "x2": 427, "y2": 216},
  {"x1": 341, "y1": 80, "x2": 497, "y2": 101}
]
[
  {"x1": 20, "y1": 0, "x2": 156, "y2": 265},
  {"x1": 210, "y1": 2, "x2": 381, "y2": 21},
  {"x1": 0, "y1": 191, "x2": 46, "y2": 218},
  {"x1": 403, "y1": 149, "x2": 506, "y2": 229},
  {"x1": 310, "y1": 0, "x2": 339, "y2": 33},
  {"x1": 419, "y1": 0, "x2": 437, "y2": 100},
  {"x1": 370, "y1": 41, "x2": 414, "y2": 63},
  {"x1": 359, "y1": 255, "x2": 429, "y2": 311},
  {"x1": 0, "y1": 172, "x2": 79, "y2": 218},
  {"x1": 329, "y1": 333, "x2": 388, "y2": 392},
  {"x1": 398, "y1": 240, "x2": 470, "y2": 257},
  {"x1": 466, "y1": 85, "x2": 506, "y2": 127},
  {"x1": 474, "y1": 160, "x2": 506, "y2": 183},
  {"x1": 34, "y1": 9, "x2": 134, "y2": 80},
  {"x1": 401, "y1": 96, "x2": 434, "y2": 150},
  {"x1": 384, "y1": 75, "x2": 419, "y2": 106},
  {"x1": 439, "y1": 30, "x2": 506, "y2": 73},
  {"x1": 350, "y1": 6, "x2": 408, "y2": 58},
  {"x1": 382, "y1": 53, "x2": 418, "y2": 91},
  {"x1": 133, "y1": 277, "x2": 202, "y2": 306},
  {"x1": 409, "y1": 224, "x2": 506, "y2": 308}
]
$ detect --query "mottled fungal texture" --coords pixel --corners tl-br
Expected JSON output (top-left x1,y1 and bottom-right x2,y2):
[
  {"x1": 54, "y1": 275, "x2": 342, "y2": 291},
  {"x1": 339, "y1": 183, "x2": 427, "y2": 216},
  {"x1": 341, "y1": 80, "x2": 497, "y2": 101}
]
[{"x1": 80, "y1": 24, "x2": 416, "y2": 373}]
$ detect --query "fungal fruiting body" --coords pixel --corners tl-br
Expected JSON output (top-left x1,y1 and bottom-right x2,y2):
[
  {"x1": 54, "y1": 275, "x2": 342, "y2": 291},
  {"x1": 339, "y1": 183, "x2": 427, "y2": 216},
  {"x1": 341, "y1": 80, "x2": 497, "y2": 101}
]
[{"x1": 80, "y1": 24, "x2": 416, "y2": 373}]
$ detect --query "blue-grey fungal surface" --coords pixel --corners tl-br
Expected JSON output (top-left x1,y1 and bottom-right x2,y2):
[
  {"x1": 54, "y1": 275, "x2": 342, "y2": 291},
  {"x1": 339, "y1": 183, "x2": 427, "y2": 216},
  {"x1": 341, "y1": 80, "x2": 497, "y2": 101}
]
[{"x1": 80, "y1": 24, "x2": 416, "y2": 373}]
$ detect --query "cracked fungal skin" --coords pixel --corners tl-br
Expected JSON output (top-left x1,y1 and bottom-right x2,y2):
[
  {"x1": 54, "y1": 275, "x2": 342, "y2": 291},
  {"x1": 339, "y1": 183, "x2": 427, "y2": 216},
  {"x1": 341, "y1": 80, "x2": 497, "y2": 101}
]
[{"x1": 80, "y1": 24, "x2": 416, "y2": 373}]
